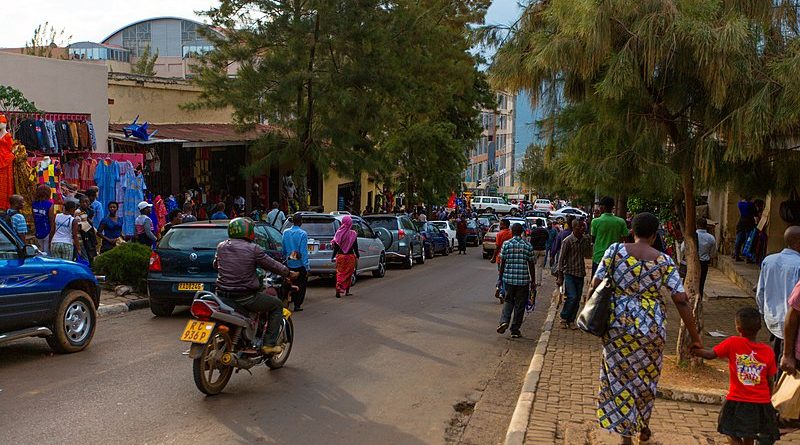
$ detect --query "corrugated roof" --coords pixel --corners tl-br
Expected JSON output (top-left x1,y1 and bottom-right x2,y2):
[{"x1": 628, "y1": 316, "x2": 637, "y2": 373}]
[{"x1": 108, "y1": 123, "x2": 277, "y2": 143}]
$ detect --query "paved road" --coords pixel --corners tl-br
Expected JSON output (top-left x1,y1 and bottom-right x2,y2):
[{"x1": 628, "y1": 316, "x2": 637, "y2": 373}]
[{"x1": 0, "y1": 249, "x2": 539, "y2": 445}]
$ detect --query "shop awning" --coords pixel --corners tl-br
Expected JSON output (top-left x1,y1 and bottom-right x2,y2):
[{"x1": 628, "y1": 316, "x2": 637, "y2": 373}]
[{"x1": 108, "y1": 123, "x2": 278, "y2": 147}]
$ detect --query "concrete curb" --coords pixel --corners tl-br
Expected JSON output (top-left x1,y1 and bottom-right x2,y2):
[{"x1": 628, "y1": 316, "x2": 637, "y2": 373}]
[
  {"x1": 657, "y1": 385, "x2": 725, "y2": 405},
  {"x1": 97, "y1": 298, "x2": 149, "y2": 318},
  {"x1": 503, "y1": 292, "x2": 558, "y2": 445}
]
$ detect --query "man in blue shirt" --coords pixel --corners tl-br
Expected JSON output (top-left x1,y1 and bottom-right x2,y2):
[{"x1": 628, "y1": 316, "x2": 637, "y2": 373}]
[
  {"x1": 87, "y1": 187, "x2": 104, "y2": 230},
  {"x1": 757, "y1": 226, "x2": 800, "y2": 367},
  {"x1": 282, "y1": 213, "x2": 309, "y2": 311}
]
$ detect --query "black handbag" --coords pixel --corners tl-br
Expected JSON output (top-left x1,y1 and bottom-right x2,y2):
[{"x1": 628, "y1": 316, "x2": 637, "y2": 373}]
[{"x1": 577, "y1": 243, "x2": 621, "y2": 337}]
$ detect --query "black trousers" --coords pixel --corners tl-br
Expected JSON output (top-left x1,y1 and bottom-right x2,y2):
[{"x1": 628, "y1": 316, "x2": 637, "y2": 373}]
[
  {"x1": 223, "y1": 291, "x2": 283, "y2": 347},
  {"x1": 290, "y1": 267, "x2": 308, "y2": 309},
  {"x1": 699, "y1": 260, "x2": 710, "y2": 297},
  {"x1": 771, "y1": 334, "x2": 784, "y2": 382},
  {"x1": 500, "y1": 284, "x2": 529, "y2": 333}
]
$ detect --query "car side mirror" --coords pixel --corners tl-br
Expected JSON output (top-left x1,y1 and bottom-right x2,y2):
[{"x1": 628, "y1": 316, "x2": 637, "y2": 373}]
[{"x1": 23, "y1": 244, "x2": 41, "y2": 258}]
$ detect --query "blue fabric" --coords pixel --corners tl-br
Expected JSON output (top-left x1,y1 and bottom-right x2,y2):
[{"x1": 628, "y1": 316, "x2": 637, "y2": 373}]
[
  {"x1": 90, "y1": 200, "x2": 104, "y2": 229},
  {"x1": 757, "y1": 249, "x2": 800, "y2": 339},
  {"x1": 282, "y1": 225, "x2": 309, "y2": 270},
  {"x1": 210, "y1": 212, "x2": 228, "y2": 220},
  {"x1": 122, "y1": 171, "x2": 145, "y2": 237},
  {"x1": 501, "y1": 236, "x2": 534, "y2": 286},
  {"x1": 560, "y1": 273, "x2": 584, "y2": 323},
  {"x1": 99, "y1": 217, "x2": 123, "y2": 239},
  {"x1": 94, "y1": 161, "x2": 119, "y2": 216},
  {"x1": 32, "y1": 200, "x2": 52, "y2": 239}
]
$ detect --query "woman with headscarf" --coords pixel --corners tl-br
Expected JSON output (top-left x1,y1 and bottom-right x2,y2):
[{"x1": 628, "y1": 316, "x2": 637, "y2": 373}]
[{"x1": 331, "y1": 215, "x2": 360, "y2": 298}]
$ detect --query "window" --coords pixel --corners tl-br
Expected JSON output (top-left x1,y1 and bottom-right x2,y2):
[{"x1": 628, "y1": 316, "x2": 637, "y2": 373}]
[
  {"x1": 358, "y1": 220, "x2": 376, "y2": 238},
  {"x1": 401, "y1": 218, "x2": 417, "y2": 232},
  {"x1": 0, "y1": 229, "x2": 18, "y2": 259},
  {"x1": 122, "y1": 23, "x2": 152, "y2": 56},
  {"x1": 182, "y1": 45, "x2": 213, "y2": 58},
  {"x1": 265, "y1": 226, "x2": 283, "y2": 250}
]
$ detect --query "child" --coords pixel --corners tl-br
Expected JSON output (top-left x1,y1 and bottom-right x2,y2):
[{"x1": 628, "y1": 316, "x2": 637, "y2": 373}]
[
  {"x1": 8, "y1": 194, "x2": 28, "y2": 239},
  {"x1": 692, "y1": 307, "x2": 781, "y2": 445}
]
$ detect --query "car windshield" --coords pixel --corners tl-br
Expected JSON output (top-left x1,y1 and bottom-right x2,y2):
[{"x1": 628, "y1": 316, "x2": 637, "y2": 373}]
[
  {"x1": 158, "y1": 227, "x2": 228, "y2": 250},
  {"x1": 431, "y1": 222, "x2": 447, "y2": 230},
  {"x1": 299, "y1": 219, "x2": 337, "y2": 237},
  {"x1": 489, "y1": 224, "x2": 499, "y2": 232},
  {"x1": 365, "y1": 217, "x2": 398, "y2": 230}
]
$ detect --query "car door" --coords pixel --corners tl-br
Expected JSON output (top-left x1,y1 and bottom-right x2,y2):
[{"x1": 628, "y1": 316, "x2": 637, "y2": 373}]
[
  {"x1": 353, "y1": 219, "x2": 380, "y2": 270},
  {"x1": 0, "y1": 226, "x2": 62, "y2": 331},
  {"x1": 401, "y1": 217, "x2": 421, "y2": 256}
]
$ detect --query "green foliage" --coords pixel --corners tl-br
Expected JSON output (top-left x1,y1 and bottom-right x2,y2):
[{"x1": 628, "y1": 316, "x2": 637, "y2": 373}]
[
  {"x1": 93, "y1": 243, "x2": 152, "y2": 289},
  {"x1": 190, "y1": 0, "x2": 492, "y2": 210},
  {"x1": 0, "y1": 85, "x2": 39, "y2": 115},
  {"x1": 24, "y1": 22, "x2": 71, "y2": 59},
  {"x1": 132, "y1": 45, "x2": 159, "y2": 76}
]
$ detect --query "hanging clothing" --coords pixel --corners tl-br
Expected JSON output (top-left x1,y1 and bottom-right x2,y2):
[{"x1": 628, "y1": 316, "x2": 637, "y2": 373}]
[
  {"x1": 44, "y1": 120, "x2": 59, "y2": 153},
  {"x1": 122, "y1": 170, "x2": 146, "y2": 236},
  {"x1": 94, "y1": 160, "x2": 119, "y2": 215},
  {"x1": 12, "y1": 142, "x2": 35, "y2": 215},
  {"x1": 116, "y1": 161, "x2": 133, "y2": 204},
  {"x1": 0, "y1": 132, "x2": 15, "y2": 209},
  {"x1": 154, "y1": 195, "x2": 167, "y2": 228},
  {"x1": 86, "y1": 121, "x2": 97, "y2": 151},
  {"x1": 67, "y1": 122, "x2": 79, "y2": 150},
  {"x1": 34, "y1": 120, "x2": 47, "y2": 150},
  {"x1": 77, "y1": 122, "x2": 90, "y2": 150},
  {"x1": 17, "y1": 120, "x2": 39, "y2": 150},
  {"x1": 55, "y1": 121, "x2": 72, "y2": 149},
  {"x1": 165, "y1": 196, "x2": 178, "y2": 213}
]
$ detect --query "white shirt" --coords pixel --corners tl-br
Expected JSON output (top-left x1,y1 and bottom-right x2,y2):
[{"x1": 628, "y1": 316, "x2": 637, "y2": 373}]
[
  {"x1": 696, "y1": 229, "x2": 716, "y2": 262},
  {"x1": 52, "y1": 214, "x2": 74, "y2": 244},
  {"x1": 266, "y1": 208, "x2": 286, "y2": 230}
]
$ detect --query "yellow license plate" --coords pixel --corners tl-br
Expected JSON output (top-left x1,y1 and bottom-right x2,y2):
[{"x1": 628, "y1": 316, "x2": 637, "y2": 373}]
[
  {"x1": 179, "y1": 320, "x2": 216, "y2": 343},
  {"x1": 177, "y1": 282, "x2": 204, "y2": 291},
  {"x1": 307, "y1": 245, "x2": 315, "y2": 252}
]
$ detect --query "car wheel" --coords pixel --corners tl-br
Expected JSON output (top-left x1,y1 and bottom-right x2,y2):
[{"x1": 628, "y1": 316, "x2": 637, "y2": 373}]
[
  {"x1": 46, "y1": 289, "x2": 97, "y2": 353},
  {"x1": 372, "y1": 254, "x2": 386, "y2": 278},
  {"x1": 417, "y1": 246, "x2": 426, "y2": 264},
  {"x1": 150, "y1": 300, "x2": 176, "y2": 317},
  {"x1": 425, "y1": 244, "x2": 433, "y2": 259},
  {"x1": 351, "y1": 273, "x2": 357, "y2": 287},
  {"x1": 449, "y1": 240, "x2": 454, "y2": 253},
  {"x1": 442, "y1": 244, "x2": 449, "y2": 256},
  {"x1": 403, "y1": 251, "x2": 414, "y2": 269}
]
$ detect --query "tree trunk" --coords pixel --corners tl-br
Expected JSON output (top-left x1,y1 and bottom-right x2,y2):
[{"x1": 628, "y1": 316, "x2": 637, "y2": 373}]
[
  {"x1": 615, "y1": 195, "x2": 627, "y2": 218},
  {"x1": 676, "y1": 163, "x2": 703, "y2": 367}
]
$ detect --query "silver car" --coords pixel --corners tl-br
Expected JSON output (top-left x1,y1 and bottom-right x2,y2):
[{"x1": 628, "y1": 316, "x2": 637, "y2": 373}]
[{"x1": 282, "y1": 213, "x2": 391, "y2": 279}]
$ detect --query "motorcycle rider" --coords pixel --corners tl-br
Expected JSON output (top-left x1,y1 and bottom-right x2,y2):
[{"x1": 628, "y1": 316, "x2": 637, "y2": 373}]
[{"x1": 213, "y1": 217, "x2": 299, "y2": 355}]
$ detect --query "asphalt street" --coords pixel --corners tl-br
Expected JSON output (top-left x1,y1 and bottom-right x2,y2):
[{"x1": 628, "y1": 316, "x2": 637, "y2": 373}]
[{"x1": 0, "y1": 248, "x2": 543, "y2": 445}]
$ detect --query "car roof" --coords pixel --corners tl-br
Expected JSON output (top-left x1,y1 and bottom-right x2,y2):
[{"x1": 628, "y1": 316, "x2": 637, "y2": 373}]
[{"x1": 173, "y1": 220, "x2": 230, "y2": 227}]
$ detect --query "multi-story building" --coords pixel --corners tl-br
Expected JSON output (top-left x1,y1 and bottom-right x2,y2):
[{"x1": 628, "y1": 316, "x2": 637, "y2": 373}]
[{"x1": 463, "y1": 91, "x2": 516, "y2": 195}]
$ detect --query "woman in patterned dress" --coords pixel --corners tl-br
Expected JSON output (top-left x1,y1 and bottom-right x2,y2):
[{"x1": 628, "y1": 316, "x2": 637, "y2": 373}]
[{"x1": 590, "y1": 213, "x2": 703, "y2": 444}]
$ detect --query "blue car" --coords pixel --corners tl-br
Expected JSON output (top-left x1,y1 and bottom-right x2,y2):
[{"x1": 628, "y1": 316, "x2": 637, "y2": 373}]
[
  {"x1": 0, "y1": 220, "x2": 100, "y2": 353},
  {"x1": 417, "y1": 222, "x2": 450, "y2": 258}
]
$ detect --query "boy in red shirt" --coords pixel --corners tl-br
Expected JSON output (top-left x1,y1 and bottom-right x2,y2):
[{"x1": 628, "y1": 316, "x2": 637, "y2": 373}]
[{"x1": 693, "y1": 307, "x2": 780, "y2": 445}]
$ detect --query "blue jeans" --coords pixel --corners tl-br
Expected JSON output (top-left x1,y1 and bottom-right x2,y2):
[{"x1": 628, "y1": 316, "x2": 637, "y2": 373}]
[
  {"x1": 559, "y1": 274, "x2": 585, "y2": 323},
  {"x1": 734, "y1": 230, "x2": 749, "y2": 259}
]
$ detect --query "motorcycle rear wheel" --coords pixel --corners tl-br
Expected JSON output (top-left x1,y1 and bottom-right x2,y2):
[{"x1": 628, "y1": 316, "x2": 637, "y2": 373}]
[
  {"x1": 193, "y1": 328, "x2": 234, "y2": 395},
  {"x1": 266, "y1": 317, "x2": 293, "y2": 369}
]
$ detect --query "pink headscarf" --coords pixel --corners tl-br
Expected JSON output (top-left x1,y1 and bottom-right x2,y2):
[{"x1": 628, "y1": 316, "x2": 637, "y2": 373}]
[{"x1": 333, "y1": 215, "x2": 358, "y2": 253}]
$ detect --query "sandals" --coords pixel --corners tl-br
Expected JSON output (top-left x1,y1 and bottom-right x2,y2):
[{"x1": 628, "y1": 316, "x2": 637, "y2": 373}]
[{"x1": 639, "y1": 427, "x2": 652, "y2": 443}]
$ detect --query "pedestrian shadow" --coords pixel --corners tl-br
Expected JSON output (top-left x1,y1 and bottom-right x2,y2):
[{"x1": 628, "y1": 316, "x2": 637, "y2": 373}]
[{"x1": 176, "y1": 367, "x2": 430, "y2": 445}]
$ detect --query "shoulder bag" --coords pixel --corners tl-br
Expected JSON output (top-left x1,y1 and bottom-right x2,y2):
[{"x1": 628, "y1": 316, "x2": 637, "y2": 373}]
[{"x1": 577, "y1": 243, "x2": 622, "y2": 337}]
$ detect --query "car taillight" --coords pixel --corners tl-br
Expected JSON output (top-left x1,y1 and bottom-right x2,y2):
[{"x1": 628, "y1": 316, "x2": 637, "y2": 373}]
[
  {"x1": 485, "y1": 236, "x2": 495, "y2": 242},
  {"x1": 148, "y1": 252, "x2": 162, "y2": 272},
  {"x1": 398, "y1": 229, "x2": 405, "y2": 240},
  {"x1": 191, "y1": 301, "x2": 216, "y2": 320},
  {"x1": 526, "y1": 229, "x2": 531, "y2": 236},
  {"x1": 319, "y1": 242, "x2": 326, "y2": 250}
]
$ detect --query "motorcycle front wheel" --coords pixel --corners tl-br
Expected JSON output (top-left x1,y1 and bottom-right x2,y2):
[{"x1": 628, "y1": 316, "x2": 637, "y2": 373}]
[
  {"x1": 266, "y1": 317, "x2": 293, "y2": 369},
  {"x1": 193, "y1": 328, "x2": 234, "y2": 395}
]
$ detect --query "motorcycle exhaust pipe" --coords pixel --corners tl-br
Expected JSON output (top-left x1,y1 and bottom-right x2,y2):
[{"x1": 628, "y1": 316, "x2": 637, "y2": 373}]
[{"x1": 221, "y1": 352, "x2": 259, "y2": 370}]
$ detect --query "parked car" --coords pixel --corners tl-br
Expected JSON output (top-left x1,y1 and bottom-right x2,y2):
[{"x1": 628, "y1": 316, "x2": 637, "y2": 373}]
[
  {"x1": 0, "y1": 220, "x2": 100, "y2": 353},
  {"x1": 146, "y1": 220, "x2": 284, "y2": 316},
  {"x1": 430, "y1": 220, "x2": 456, "y2": 251},
  {"x1": 533, "y1": 199, "x2": 554, "y2": 212},
  {"x1": 471, "y1": 196, "x2": 520, "y2": 215},
  {"x1": 362, "y1": 214, "x2": 425, "y2": 268},
  {"x1": 282, "y1": 213, "x2": 391, "y2": 279},
  {"x1": 525, "y1": 210, "x2": 550, "y2": 219},
  {"x1": 482, "y1": 223, "x2": 501, "y2": 259},
  {"x1": 550, "y1": 206, "x2": 588, "y2": 221},
  {"x1": 465, "y1": 220, "x2": 482, "y2": 246},
  {"x1": 526, "y1": 217, "x2": 549, "y2": 230},
  {"x1": 417, "y1": 222, "x2": 450, "y2": 258}
]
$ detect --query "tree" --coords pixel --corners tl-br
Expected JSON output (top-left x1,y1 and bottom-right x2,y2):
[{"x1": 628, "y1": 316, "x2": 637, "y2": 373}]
[
  {"x1": 491, "y1": 0, "x2": 800, "y2": 364},
  {"x1": 132, "y1": 45, "x2": 159, "y2": 76},
  {"x1": 0, "y1": 85, "x2": 40, "y2": 133},
  {"x1": 191, "y1": 0, "x2": 491, "y2": 211},
  {"x1": 24, "y1": 22, "x2": 71, "y2": 59}
]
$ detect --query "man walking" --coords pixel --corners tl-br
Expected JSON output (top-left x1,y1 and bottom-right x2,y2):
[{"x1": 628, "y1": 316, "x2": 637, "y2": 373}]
[
  {"x1": 492, "y1": 219, "x2": 513, "y2": 303},
  {"x1": 545, "y1": 221, "x2": 558, "y2": 267},
  {"x1": 590, "y1": 196, "x2": 628, "y2": 276},
  {"x1": 556, "y1": 219, "x2": 591, "y2": 329},
  {"x1": 734, "y1": 196, "x2": 757, "y2": 262},
  {"x1": 529, "y1": 219, "x2": 549, "y2": 285},
  {"x1": 497, "y1": 223, "x2": 535, "y2": 338},
  {"x1": 266, "y1": 201, "x2": 286, "y2": 231},
  {"x1": 550, "y1": 215, "x2": 575, "y2": 275},
  {"x1": 695, "y1": 218, "x2": 717, "y2": 297},
  {"x1": 757, "y1": 226, "x2": 800, "y2": 365},
  {"x1": 282, "y1": 213, "x2": 309, "y2": 311}
]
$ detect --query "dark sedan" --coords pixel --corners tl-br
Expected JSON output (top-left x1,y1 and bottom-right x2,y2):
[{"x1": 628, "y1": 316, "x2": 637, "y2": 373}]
[
  {"x1": 146, "y1": 220, "x2": 284, "y2": 316},
  {"x1": 417, "y1": 222, "x2": 450, "y2": 258},
  {"x1": 465, "y1": 220, "x2": 482, "y2": 246}
]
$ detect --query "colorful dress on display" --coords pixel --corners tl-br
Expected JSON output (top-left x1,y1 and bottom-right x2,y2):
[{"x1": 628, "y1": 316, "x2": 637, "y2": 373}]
[
  {"x1": 94, "y1": 160, "x2": 119, "y2": 213},
  {"x1": 594, "y1": 243, "x2": 683, "y2": 438},
  {"x1": 122, "y1": 170, "x2": 146, "y2": 236},
  {"x1": 0, "y1": 132, "x2": 15, "y2": 208}
]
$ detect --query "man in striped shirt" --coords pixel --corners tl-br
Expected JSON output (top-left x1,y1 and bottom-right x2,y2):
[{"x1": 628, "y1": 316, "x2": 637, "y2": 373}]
[{"x1": 497, "y1": 223, "x2": 535, "y2": 338}]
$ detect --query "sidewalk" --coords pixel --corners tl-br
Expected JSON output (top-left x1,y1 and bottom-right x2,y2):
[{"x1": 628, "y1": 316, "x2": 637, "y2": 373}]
[
  {"x1": 97, "y1": 286, "x2": 149, "y2": 317},
  {"x1": 514, "y1": 267, "x2": 800, "y2": 445}
]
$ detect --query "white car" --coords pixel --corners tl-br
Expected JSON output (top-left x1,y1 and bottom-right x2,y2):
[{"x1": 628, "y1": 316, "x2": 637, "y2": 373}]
[
  {"x1": 471, "y1": 196, "x2": 520, "y2": 215},
  {"x1": 550, "y1": 206, "x2": 588, "y2": 220},
  {"x1": 430, "y1": 220, "x2": 457, "y2": 251},
  {"x1": 526, "y1": 216, "x2": 549, "y2": 229},
  {"x1": 533, "y1": 199, "x2": 554, "y2": 212}
]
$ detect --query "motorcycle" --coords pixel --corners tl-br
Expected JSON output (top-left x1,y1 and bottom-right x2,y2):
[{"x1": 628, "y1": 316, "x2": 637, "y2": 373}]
[{"x1": 179, "y1": 272, "x2": 294, "y2": 395}]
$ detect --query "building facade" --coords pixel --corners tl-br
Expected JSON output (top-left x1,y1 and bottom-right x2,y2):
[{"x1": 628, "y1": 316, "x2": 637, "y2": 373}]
[{"x1": 463, "y1": 91, "x2": 516, "y2": 195}]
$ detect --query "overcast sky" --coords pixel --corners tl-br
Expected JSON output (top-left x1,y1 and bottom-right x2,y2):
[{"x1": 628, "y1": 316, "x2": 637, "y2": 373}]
[{"x1": 2, "y1": 0, "x2": 522, "y2": 47}]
